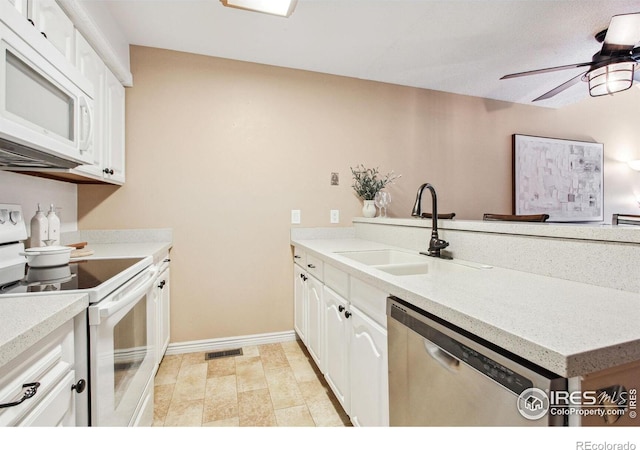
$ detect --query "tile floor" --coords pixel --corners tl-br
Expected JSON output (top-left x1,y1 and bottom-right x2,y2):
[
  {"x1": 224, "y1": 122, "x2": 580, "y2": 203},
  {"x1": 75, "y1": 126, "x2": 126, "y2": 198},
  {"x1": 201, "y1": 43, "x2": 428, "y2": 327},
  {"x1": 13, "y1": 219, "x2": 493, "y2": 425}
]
[{"x1": 153, "y1": 339, "x2": 352, "y2": 427}]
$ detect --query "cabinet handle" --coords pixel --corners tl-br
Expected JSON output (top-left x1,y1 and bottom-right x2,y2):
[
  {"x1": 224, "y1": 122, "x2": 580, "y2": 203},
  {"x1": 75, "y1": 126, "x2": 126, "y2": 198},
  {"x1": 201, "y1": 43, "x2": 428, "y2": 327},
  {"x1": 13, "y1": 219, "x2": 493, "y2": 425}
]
[
  {"x1": 158, "y1": 280, "x2": 166, "y2": 289},
  {"x1": 27, "y1": 19, "x2": 34, "y2": 26},
  {"x1": 103, "y1": 168, "x2": 114, "y2": 175},
  {"x1": 338, "y1": 305, "x2": 345, "y2": 312},
  {"x1": 307, "y1": 264, "x2": 315, "y2": 269},
  {"x1": 344, "y1": 311, "x2": 352, "y2": 319},
  {"x1": 302, "y1": 275, "x2": 308, "y2": 281},
  {"x1": 163, "y1": 258, "x2": 171, "y2": 263},
  {"x1": 71, "y1": 379, "x2": 86, "y2": 394},
  {"x1": 0, "y1": 382, "x2": 40, "y2": 409},
  {"x1": 294, "y1": 255, "x2": 301, "y2": 259},
  {"x1": 41, "y1": 31, "x2": 47, "y2": 39}
]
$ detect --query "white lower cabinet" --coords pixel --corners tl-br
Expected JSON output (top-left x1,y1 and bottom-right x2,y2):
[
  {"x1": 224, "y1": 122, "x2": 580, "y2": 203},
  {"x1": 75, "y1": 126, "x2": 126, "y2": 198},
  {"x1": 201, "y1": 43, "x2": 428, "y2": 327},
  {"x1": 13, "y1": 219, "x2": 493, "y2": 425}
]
[
  {"x1": 155, "y1": 263, "x2": 171, "y2": 365},
  {"x1": 293, "y1": 248, "x2": 389, "y2": 426},
  {"x1": 349, "y1": 305, "x2": 389, "y2": 427},
  {"x1": 293, "y1": 264, "x2": 307, "y2": 344},
  {"x1": 0, "y1": 315, "x2": 86, "y2": 426},
  {"x1": 323, "y1": 286, "x2": 350, "y2": 413},
  {"x1": 306, "y1": 275, "x2": 324, "y2": 372},
  {"x1": 293, "y1": 247, "x2": 324, "y2": 372}
]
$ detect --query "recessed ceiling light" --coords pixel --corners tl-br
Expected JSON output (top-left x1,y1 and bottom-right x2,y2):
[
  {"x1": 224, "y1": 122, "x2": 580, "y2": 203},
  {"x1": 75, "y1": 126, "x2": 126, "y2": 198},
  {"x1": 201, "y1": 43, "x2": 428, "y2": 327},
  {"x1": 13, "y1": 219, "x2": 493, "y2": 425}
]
[{"x1": 220, "y1": 0, "x2": 298, "y2": 17}]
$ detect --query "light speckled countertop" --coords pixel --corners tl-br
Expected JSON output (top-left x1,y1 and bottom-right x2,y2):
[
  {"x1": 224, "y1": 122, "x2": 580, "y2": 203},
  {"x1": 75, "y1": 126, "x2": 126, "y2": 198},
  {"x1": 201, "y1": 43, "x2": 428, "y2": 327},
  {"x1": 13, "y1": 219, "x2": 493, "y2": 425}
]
[
  {"x1": 63, "y1": 228, "x2": 172, "y2": 264},
  {"x1": 291, "y1": 236, "x2": 640, "y2": 378},
  {"x1": 0, "y1": 294, "x2": 87, "y2": 367}
]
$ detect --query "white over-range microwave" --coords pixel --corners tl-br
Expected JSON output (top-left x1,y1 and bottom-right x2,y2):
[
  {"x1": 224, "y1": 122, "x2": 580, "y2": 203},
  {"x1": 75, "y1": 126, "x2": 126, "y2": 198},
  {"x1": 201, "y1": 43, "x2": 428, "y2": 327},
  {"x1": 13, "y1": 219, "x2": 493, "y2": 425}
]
[{"x1": 0, "y1": 4, "x2": 94, "y2": 169}]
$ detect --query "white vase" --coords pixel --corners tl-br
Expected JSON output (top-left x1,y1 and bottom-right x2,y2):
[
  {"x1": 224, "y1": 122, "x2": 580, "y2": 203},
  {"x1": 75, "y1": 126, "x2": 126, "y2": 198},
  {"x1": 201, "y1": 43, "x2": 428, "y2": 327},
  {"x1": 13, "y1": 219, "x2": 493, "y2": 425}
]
[{"x1": 362, "y1": 200, "x2": 377, "y2": 218}]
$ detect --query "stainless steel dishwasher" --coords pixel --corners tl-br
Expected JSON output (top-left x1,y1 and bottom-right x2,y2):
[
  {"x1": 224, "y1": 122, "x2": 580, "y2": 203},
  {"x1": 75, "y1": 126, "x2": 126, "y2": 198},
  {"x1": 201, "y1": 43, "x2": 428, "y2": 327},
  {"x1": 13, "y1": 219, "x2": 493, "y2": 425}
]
[{"x1": 387, "y1": 296, "x2": 567, "y2": 426}]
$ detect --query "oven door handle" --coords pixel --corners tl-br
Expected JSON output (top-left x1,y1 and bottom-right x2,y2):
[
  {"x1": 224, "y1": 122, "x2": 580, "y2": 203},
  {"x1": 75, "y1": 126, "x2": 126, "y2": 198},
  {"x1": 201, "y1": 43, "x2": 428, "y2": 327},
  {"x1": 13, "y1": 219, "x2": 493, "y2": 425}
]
[{"x1": 89, "y1": 270, "x2": 155, "y2": 325}]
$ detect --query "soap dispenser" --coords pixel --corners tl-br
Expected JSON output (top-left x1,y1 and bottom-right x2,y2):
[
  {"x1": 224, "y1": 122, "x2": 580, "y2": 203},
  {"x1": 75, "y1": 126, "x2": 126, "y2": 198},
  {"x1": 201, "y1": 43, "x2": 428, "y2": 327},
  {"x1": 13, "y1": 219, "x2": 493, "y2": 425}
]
[
  {"x1": 30, "y1": 203, "x2": 48, "y2": 248},
  {"x1": 46, "y1": 204, "x2": 60, "y2": 246}
]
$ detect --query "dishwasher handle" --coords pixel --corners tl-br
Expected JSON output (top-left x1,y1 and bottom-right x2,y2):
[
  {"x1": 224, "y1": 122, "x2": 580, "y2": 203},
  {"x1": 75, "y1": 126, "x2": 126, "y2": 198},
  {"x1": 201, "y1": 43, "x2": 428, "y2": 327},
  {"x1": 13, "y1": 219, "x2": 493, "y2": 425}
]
[{"x1": 424, "y1": 339, "x2": 461, "y2": 373}]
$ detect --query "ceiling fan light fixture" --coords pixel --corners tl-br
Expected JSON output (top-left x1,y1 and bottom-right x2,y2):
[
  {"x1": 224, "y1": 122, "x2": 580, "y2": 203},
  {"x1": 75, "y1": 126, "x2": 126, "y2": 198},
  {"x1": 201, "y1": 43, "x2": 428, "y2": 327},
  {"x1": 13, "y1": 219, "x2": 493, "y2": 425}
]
[
  {"x1": 587, "y1": 62, "x2": 635, "y2": 97},
  {"x1": 220, "y1": 0, "x2": 298, "y2": 17}
]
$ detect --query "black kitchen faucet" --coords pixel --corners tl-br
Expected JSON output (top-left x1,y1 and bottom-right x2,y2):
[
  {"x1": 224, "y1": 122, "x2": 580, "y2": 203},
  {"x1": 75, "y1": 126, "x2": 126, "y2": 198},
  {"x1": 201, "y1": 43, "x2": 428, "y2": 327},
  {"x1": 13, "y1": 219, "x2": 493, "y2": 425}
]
[{"x1": 411, "y1": 183, "x2": 450, "y2": 258}]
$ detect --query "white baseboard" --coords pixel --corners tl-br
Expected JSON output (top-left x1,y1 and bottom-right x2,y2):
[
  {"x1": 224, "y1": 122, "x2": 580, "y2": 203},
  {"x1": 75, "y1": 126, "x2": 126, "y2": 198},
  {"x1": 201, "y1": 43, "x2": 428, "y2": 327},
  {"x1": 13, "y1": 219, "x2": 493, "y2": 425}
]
[{"x1": 165, "y1": 330, "x2": 298, "y2": 356}]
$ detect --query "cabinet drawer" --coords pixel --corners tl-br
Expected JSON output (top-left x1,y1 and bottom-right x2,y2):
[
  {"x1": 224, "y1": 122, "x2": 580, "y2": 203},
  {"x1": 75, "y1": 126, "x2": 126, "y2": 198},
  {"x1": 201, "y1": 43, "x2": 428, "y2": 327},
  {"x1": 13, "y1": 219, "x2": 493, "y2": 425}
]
[
  {"x1": 305, "y1": 254, "x2": 323, "y2": 281},
  {"x1": 0, "y1": 320, "x2": 75, "y2": 426},
  {"x1": 324, "y1": 263, "x2": 349, "y2": 299},
  {"x1": 349, "y1": 278, "x2": 388, "y2": 329},
  {"x1": 17, "y1": 370, "x2": 75, "y2": 426},
  {"x1": 292, "y1": 246, "x2": 305, "y2": 267}
]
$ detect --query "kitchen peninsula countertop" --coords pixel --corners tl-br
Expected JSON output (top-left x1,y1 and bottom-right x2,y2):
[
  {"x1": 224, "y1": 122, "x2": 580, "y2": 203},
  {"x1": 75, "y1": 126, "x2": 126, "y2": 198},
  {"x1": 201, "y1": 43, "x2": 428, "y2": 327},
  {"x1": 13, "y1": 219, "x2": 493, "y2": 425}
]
[
  {"x1": 291, "y1": 234, "x2": 640, "y2": 378},
  {"x1": 0, "y1": 293, "x2": 88, "y2": 367}
]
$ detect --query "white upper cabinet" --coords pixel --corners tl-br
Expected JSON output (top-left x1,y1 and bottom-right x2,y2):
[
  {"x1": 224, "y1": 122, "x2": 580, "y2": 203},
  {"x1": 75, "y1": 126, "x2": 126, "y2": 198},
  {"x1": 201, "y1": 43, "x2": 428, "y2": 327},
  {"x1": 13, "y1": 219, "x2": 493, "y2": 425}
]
[
  {"x1": 28, "y1": 0, "x2": 75, "y2": 63},
  {"x1": 7, "y1": 0, "x2": 27, "y2": 17},
  {"x1": 73, "y1": 31, "x2": 125, "y2": 185},
  {"x1": 2, "y1": 0, "x2": 127, "y2": 185},
  {"x1": 103, "y1": 68, "x2": 125, "y2": 183}
]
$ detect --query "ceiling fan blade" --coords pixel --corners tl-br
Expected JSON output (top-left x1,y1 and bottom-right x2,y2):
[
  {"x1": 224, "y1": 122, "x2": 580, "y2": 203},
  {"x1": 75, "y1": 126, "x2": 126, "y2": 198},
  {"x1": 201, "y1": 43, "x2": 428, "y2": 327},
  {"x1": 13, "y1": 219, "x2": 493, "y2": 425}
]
[
  {"x1": 501, "y1": 62, "x2": 593, "y2": 80},
  {"x1": 532, "y1": 72, "x2": 587, "y2": 102},
  {"x1": 600, "y1": 13, "x2": 640, "y2": 56}
]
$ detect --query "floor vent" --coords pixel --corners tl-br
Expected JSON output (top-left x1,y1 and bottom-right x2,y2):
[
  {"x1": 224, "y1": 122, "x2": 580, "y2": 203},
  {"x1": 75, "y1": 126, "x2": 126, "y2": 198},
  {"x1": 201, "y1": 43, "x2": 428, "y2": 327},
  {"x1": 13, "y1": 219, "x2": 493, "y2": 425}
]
[{"x1": 205, "y1": 348, "x2": 243, "y2": 360}]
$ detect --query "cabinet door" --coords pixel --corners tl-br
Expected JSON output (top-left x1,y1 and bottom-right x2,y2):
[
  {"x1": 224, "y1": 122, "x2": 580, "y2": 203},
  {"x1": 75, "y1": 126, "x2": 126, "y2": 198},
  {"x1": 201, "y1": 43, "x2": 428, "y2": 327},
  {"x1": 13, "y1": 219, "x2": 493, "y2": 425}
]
[
  {"x1": 7, "y1": 0, "x2": 27, "y2": 16},
  {"x1": 349, "y1": 306, "x2": 389, "y2": 426},
  {"x1": 323, "y1": 286, "x2": 350, "y2": 414},
  {"x1": 156, "y1": 267, "x2": 171, "y2": 362},
  {"x1": 293, "y1": 265, "x2": 307, "y2": 344},
  {"x1": 104, "y1": 69, "x2": 125, "y2": 183},
  {"x1": 306, "y1": 275, "x2": 324, "y2": 372},
  {"x1": 29, "y1": 0, "x2": 75, "y2": 63},
  {"x1": 74, "y1": 31, "x2": 105, "y2": 179}
]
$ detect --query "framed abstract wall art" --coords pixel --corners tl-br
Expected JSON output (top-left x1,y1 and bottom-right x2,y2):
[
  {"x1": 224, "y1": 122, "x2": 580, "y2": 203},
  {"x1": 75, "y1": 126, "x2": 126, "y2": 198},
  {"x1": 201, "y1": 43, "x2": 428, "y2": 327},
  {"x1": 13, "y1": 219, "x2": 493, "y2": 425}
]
[{"x1": 512, "y1": 134, "x2": 604, "y2": 222}]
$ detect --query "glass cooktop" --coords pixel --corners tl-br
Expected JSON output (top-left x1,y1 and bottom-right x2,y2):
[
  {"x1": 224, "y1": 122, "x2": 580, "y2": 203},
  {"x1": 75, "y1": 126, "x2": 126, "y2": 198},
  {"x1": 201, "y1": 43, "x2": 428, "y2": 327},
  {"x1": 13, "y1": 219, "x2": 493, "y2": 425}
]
[{"x1": 0, "y1": 257, "x2": 146, "y2": 295}]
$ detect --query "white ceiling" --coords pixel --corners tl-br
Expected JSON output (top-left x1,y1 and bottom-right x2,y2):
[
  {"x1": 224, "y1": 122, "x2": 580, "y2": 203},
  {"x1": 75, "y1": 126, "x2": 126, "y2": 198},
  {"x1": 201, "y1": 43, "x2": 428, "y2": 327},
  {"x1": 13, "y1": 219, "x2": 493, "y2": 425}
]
[{"x1": 102, "y1": 0, "x2": 640, "y2": 108}]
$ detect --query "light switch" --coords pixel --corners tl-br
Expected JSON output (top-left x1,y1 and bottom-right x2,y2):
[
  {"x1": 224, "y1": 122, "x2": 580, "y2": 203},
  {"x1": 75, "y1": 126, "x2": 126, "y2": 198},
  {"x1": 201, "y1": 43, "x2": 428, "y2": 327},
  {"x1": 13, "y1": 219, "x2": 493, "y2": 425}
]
[
  {"x1": 330, "y1": 210, "x2": 339, "y2": 224},
  {"x1": 291, "y1": 209, "x2": 301, "y2": 224}
]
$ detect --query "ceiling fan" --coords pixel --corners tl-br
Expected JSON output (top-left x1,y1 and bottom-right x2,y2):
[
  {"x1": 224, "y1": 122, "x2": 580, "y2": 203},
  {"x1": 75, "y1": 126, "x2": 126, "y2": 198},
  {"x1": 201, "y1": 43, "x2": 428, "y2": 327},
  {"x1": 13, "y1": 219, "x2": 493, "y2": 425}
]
[{"x1": 501, "y1": 12, "x2": 640, "y2": 102}]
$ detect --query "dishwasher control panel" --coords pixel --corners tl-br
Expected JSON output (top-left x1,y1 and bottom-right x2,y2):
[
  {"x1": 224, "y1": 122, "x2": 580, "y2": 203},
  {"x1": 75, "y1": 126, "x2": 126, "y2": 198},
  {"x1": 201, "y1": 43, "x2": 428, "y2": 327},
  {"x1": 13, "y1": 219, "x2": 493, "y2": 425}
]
[{"x1": 456, "y1": 344, "x2": 533, "y2": 395}]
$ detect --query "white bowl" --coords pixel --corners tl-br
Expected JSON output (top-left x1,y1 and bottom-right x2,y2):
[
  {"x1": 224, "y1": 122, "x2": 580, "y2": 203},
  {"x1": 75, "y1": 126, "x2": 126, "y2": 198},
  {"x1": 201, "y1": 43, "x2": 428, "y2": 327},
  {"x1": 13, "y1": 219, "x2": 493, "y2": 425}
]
[{"x1": 20, "y1": 246, "x2": 73, "y2": 268}]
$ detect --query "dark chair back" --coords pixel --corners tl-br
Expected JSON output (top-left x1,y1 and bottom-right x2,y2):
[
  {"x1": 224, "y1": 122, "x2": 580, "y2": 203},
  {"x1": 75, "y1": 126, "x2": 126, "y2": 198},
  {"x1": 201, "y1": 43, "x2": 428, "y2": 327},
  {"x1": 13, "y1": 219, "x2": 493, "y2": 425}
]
[
  {"x1": 483, "y1": 213, "x2": 549, "y2": 222},
  {"x1": 421, "y1": 213, "x2": 456, "y2": 219},
  {"x1": 612, "y1": 214, "x2": 640, "y2": 226}
]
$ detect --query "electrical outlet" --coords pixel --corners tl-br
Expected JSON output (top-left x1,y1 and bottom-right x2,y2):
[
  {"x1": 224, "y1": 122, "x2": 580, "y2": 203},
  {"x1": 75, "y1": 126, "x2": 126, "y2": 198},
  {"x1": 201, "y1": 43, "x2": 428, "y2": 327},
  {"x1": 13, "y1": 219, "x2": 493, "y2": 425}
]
[
  {"x1": 330, "y1": 210, "x2": 339, "y2": 224},
  {"x1": 291, "y1": 209, "x2": 301, "y2": 224}
]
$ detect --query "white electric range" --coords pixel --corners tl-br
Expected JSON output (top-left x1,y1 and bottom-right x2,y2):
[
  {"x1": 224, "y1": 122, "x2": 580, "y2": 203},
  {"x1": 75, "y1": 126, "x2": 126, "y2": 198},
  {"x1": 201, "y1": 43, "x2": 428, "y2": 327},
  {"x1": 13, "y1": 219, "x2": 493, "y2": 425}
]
[{"x1": 0, "y1": 204, "x2": 156, "y2": 426}]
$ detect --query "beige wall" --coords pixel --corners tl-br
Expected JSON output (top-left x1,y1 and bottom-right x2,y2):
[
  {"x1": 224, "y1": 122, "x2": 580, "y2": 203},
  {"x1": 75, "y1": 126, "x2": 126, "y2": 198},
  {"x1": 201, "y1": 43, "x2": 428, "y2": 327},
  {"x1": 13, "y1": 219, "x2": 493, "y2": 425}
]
[{"x1": 78, "y1": 46, "x2": 640, "y2": 343}]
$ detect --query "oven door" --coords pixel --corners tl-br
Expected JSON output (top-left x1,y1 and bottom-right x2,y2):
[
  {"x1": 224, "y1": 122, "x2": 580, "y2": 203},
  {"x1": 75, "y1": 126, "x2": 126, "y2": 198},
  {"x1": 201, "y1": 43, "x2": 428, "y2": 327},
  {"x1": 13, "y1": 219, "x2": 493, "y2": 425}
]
[{"x1": 88, "y1": 267, "x2": 156, "y2": 426}]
